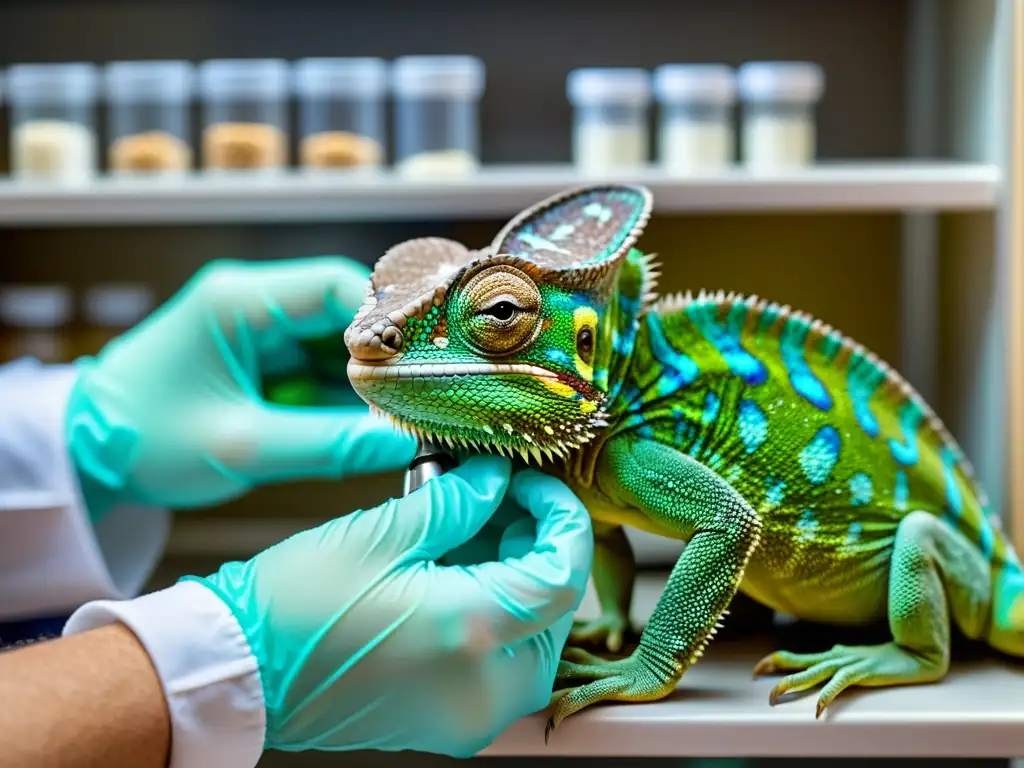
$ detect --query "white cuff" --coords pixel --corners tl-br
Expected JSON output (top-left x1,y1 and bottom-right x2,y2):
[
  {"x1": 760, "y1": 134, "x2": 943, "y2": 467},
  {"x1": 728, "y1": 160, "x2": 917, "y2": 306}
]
[
  {"x1": 64, "y1": 580, "x2": 266, "y2": 768},
  {"x1": 0, "y1": 359, "x2": 169, "y2": 619}
]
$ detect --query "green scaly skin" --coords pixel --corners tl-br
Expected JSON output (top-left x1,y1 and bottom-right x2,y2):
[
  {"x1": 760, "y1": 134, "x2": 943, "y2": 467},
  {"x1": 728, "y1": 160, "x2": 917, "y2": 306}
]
[{"x1": 336, "y1": 185, "x2": 1024, "y2": 739}]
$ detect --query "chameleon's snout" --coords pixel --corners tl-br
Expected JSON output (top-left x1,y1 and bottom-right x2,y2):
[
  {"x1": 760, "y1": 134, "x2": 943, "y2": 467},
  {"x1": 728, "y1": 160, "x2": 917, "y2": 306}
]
[{"x1": 343, "y1": 321, "x2": 405, "y2": 362}]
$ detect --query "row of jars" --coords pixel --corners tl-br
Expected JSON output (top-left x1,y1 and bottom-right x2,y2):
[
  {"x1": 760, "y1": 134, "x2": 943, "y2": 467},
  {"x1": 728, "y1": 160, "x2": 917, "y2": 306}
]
[
  {"x1": 567, "y1": 62, "x2": 826, "y2": 173},
  {"x1": 0, "y1": 56, "x2": 486, "y2": 182}
]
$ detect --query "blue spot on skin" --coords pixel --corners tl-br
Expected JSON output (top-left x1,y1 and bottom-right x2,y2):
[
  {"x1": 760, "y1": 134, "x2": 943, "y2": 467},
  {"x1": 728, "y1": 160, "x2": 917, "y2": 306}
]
[
  {"x1": 647, "y1": 314, "x2": 700, "y2": 388},
  {"x1": 799, "y1": 426, "x2": 841, "y2": 484},
  {"x1": 796, "y1": 509, "x2": 818, "y2": 543},
  {"x1": 818, "y1": 332, "x2": 843, "y2": 362},
  {"x1": 979, "y1": 519, "x2": 996, "y2": 560},
  {"x1": 685, "y1": 301, "x2": 767, "y2": 386},
  {"x1": 737, "y1": 399, "x2": 768, "y2": 454},
  {"x1": 849, "y1": 472, "x2": 874, "y2": 507},
  {"x1": 707, "y1": 453, "x2": 724, "y2": 469},
  {"x1": 546, "y1": 349, "x2": 571, "y2": 366},
  {"x1": 847, "y1": 351, "x2": 884, "y2": 438},
  {"x1": 894, "y1": 470, "x2": 910, "y2": 511},
  {"x1": 764, "y1": 475, "x2": 787, "y2": 508},
  {"x1": 725, "y1": 465, "x2": 743, "y2": 482},
  {"x1": 889, "y1": 400, "x2": 924, "y2": 466},
  {"x1": 658, "y1": 370, "x2": 689, "y2": 397},
  {"x1": 941, "y1": 446, "x2": 963, "y2": 518},
  {"x1": 779, "y1": 319, "x2": 832, "y2": 411},
  {"x1": 637, "y1": 424, "x2": 655, "y2": 440},
  {"x1": 702, "y1": 392, "x2": 721, "y2": 424},
  {"x1": 845, "y1": 521, "x2": 863, "y2": 545}
]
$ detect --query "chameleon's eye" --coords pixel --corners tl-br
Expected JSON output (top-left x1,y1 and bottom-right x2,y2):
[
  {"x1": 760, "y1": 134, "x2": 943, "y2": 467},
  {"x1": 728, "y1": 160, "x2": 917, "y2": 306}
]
[
  {"x1": 461, "y1": 265, "x2": 541, "y2": 354},
  {"x1": 577, "y1": 326, "x2": 594, "y2": 364}
]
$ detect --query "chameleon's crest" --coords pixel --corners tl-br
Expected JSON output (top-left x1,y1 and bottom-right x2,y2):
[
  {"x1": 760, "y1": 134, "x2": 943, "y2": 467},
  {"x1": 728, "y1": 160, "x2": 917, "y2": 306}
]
[{"x1": 490, "y1": 184, "x2": 653, "y2": 297}]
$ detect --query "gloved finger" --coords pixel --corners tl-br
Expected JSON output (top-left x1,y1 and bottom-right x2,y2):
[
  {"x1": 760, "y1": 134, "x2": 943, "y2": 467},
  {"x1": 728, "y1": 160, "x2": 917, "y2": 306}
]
[
  {"x1": 464, "y1": 469, "x2": 594, "y2": 648},
  {"x1": 403, "y1": 455, "x2": 512, "y2": 561},
  {"x1": 196, "y1": 256, "x2": 372, "y2": 340},
  {"x1": 205, "y1": 403, "x2": 417, "y2": 482},
  {"x1": 497, "y1": 515, "x2": 538, "y2": 560}
]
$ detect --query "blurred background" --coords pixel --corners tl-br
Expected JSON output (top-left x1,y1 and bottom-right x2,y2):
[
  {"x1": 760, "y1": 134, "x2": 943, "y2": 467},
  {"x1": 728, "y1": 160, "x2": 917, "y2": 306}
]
[{"x1": 0, "y1": 0, "x2": 1020, "y2": 765}]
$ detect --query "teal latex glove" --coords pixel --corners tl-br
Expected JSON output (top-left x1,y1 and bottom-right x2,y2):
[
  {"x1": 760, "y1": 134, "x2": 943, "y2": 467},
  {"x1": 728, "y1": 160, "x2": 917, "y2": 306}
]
[
  {"x1": 66, "y1": 258, "x2": 416, "y2": 519},
  {"x1": 188, "y1": 455, "x2": 594, "y2": 757}
]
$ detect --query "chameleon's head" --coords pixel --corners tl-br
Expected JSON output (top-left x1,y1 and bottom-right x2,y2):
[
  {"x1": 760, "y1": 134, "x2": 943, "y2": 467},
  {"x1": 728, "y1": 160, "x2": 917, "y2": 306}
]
[{"x1": 344, "y1": 184, "x2": 653, "y2": 460}]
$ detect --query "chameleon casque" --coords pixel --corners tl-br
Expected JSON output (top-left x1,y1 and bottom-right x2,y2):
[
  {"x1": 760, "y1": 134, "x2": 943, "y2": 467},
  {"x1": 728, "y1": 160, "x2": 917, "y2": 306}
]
[{"x1": 340, "y1": 183, "x2": 1024, "y2": 736}]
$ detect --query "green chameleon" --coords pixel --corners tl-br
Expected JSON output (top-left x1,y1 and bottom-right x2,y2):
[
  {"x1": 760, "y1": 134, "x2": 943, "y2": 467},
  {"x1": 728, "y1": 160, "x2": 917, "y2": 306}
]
[{"x1": 338, "y1": 183, "x2": 1024, "y2": 737}]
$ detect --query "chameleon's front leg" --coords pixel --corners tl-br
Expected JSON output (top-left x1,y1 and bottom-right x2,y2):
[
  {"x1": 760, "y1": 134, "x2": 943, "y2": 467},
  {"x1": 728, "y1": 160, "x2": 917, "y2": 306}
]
[
  {"x1": 547, "y1": 438, "x2": 762, "y2": 738},
  {"x1": 569, "y1": 522, "x2": 636, "y2": 654}
]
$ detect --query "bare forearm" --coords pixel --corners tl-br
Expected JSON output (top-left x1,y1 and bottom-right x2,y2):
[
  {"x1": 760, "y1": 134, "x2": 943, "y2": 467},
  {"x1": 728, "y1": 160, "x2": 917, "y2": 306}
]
[{"x1": 0, "y1": 623, "x2": 170, "y2": 768}]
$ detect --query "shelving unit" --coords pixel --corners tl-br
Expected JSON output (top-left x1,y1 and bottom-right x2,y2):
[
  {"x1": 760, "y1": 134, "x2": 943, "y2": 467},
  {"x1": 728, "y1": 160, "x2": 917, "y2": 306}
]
[{"x1": 0, "y1": 162, "x2": 1000, "y2": 226}]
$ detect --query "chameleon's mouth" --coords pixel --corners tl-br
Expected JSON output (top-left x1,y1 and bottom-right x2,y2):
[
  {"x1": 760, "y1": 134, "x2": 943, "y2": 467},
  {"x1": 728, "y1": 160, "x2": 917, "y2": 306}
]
[{"x1": 346, "y1": 359, "x2": 608, "y2": 461}]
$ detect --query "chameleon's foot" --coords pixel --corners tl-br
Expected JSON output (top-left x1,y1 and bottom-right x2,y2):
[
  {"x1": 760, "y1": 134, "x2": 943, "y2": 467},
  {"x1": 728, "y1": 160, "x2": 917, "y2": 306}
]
[
  {"x1": 545, "y1": 652, "x2": 678, "y2": 742},
  {"x1": 752, "y1": 641, "x2": 946, "y2": 717},
  {"x1": 568, "y1": 612, "x2": 630, "y2": 653}
]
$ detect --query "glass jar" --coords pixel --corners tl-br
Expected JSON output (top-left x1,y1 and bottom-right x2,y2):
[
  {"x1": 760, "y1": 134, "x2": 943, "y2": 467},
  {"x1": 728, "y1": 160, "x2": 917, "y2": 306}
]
[
  {"x1": 80, "y1": 283, "x2": 156, "y2": 355},
  {"x1": 7, "y1": 63, "x2": 99, "y2": 184},
  {"x1": 104, "y1": 60, "x2": 195, "y2": 177},
  {"x1": 0, "y1": 285, "x2": 73, "y2": 363},
  {"x1": 566, "y1": 67, "x2": 652, "y2": 172},
  {"x1": 294, "y1": 57, "x2": 387, "y2": 172},
  {"x1": 654, "y1": 64, "x2": 736, "y2": 175},
  {"x1": 392, "y1": 55, "x2": 485, "y2": 178},
  {"x1": 737, "y1": 61, "x2": 825, "y2": 170},
  {"x1": 198, "y1": 59, "x2": 290, "y2": 173}
]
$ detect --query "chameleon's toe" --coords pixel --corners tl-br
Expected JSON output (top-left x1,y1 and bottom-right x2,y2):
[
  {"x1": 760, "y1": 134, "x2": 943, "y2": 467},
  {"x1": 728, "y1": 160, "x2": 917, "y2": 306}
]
[
  {"x1": 754, "y1": 642, "x2": 945, "y2": 717},
  {"x1": 569, "y1": 612, "x2": 630, "y2": 653},
  {"x1": 546, "y1": 652, "x2": 678, "y2": 740}
]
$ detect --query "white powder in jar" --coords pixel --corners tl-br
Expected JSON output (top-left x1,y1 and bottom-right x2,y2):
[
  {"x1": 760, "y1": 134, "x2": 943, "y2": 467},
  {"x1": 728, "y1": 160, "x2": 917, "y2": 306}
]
[
  {"x1": 573, "y1": 124, "x2": 648, "y2": 171},
  {"x1": 742, "y1": 114, "x2": 815, "y2": 169},
  {"x1": 395, "y1": 149, "x2": 479, "y2": 178},
  {"x1": 659, "y1": 121, "x2": 733, "y2": 174},
  {"x1": 12, "y1": 120, "x2": 96, "y2": 182}
]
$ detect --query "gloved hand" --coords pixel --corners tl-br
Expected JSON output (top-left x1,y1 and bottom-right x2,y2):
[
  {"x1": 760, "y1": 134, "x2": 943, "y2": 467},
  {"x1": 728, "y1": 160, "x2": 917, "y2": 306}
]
[
  {"x1": 65, "y1": 257, "x2": 416, "y2": 520},
  {"x1": 188, "y1": 455, "x2": 593, "y2": 758}
]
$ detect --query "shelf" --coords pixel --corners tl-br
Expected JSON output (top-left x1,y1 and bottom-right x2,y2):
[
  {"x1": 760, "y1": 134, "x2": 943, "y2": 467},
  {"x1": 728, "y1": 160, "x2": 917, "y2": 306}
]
[
  {"x1": 0, "y1": 162, "x2": 999, "y2": 227},
  {"x1": 483, "y1": 574, "x2": 1024, "y2": 758}
]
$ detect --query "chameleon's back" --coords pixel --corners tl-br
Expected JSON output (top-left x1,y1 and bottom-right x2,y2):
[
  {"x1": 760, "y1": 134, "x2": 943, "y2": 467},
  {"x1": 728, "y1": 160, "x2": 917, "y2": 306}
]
[{"x1": 610, "y1": 288, "x2": 1019, "y2": 580}]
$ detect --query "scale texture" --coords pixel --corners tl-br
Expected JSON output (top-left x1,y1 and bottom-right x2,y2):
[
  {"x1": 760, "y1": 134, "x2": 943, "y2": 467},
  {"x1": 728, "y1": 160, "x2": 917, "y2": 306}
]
[{"x1": 341, "y1": 184, "x2": 1024, "y2": 737}]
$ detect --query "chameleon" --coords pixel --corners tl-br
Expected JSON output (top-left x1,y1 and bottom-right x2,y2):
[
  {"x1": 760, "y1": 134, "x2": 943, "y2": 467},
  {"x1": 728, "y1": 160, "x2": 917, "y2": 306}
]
[{"x1": 338, "y1": 183, "x2": 1024, "y2": 737}]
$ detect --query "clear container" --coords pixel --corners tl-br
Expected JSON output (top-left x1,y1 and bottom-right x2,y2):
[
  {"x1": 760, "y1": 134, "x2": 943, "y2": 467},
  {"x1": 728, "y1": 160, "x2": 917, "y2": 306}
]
[
  {"x1": 567, "y1": 67, "x2": 652, "y2": 172},
  {"x1": 294, "y1": 58, "x2": 387, "y2": 172},
  {"x1": 654, "y1": 64, "x2": 736, "y2": 175},
  {"x1": 198, "y1": 59, "x2": 290, "y2": 172},
  {"x1": 0, "y1": 285, "x2": 73, "y2": 363},
  {"x1": 80, "y1": 283, "x2": 157, "y2": 355},
  {"x1": 392, "y1": 55, "x2": 485, "y2": 178},
  {"x1": 104, "y1": 61, "x2": 195, "y2": 177},
  {"x1": 6, "y1": 63, "x2": 99, "y2": 184},
  {"x1": 737, "y1": 61, "x2": 825, "y2": 170}
]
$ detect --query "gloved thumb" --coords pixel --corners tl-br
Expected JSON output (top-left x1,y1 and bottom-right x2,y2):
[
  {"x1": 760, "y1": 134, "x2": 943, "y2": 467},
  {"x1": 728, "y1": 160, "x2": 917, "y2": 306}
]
[{"x1": 402, "y1": 455, "x2": 513, "y2": 561}]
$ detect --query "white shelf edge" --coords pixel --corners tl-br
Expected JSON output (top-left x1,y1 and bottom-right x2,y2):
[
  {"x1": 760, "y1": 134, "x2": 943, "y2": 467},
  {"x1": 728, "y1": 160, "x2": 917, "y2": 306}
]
[{"x1": 0, "y1": 161, "x2": 1000, "y2": 226}]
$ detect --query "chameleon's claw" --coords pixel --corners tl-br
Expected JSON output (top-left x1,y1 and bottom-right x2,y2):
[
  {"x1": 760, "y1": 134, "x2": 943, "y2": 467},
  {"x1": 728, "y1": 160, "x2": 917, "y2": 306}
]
[{"x1": 569, "y1": 613, "x2": 630, "y2": 654}]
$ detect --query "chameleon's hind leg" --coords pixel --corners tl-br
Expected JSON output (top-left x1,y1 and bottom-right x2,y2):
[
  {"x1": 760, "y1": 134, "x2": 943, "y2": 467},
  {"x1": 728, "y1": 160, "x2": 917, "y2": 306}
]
[
  {"x1": 547, "y1": 438, "x2": 761, "y2": 740},
  {"x1": 568, "y1": 523, "x2": 635, "y2": 654},
  {"x1": 753, "y1": 510, "x2": 991, "y2": 716}
]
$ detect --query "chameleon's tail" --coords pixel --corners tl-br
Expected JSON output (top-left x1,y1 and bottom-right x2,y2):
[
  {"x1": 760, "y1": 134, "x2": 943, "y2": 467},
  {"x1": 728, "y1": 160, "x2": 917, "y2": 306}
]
[{"x1": 987, "y1": 557, "x2": 1024, "y2": 656}]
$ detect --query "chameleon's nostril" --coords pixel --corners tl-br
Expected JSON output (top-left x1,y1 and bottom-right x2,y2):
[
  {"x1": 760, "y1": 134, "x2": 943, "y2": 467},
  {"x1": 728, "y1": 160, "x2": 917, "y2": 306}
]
[{"x1": 381, "y1": 325, "x2": 404, "y2": 353}]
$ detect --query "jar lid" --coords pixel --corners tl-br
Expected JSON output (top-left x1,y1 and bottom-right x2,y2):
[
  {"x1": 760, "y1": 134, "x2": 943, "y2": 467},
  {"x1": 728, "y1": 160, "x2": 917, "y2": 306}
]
[
  {"x1": 7, "y1": 63, "x2": 99, "y2": 105},
  {"x1": 737, "y1": 61, "x2": 825, "y2": 103},
  {"x1": 199, "y1": 59, "x2": 290, "y2": 100},
  {"x1": 391, "y1": 56, "x2": 485, "y2": 99},
  {"x1": 84, "y1": 284, "x2": 156, "y2": 327},
  {"x1": 566, "y1": 68, "x2": 652, "y2": 107},
  {"x1": 0, "y1": 285, "x2": 72, "y2": 328},
  {"x1": 294, "y1": 58, "x2": 388, "y2": 98},
  {"x1": 653, "y1": 64, "x2": 736, "y2": 105},
  {"x1": 104, "y1": 60, "x2": 195, "y2": 101}
]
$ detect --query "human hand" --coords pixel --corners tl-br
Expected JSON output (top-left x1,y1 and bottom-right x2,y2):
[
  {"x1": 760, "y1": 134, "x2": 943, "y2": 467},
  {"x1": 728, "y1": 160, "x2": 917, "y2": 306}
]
[
  {"x1": 187, "y1": 455, "x2": 593, "y2": 757},
  {"x1": 65, "y1": 257, "x2": 417, "y2": 520}
]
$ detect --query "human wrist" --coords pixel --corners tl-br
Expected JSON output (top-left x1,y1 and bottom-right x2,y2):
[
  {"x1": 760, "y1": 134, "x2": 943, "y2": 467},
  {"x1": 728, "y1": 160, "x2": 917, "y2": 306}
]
[{"x1": 64, "y1": 581, "x2": 266, "y2": 768}]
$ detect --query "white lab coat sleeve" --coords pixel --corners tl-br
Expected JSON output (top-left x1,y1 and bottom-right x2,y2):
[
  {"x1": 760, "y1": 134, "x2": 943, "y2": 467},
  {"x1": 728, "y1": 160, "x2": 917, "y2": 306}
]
[
  {"x1": 64, "y1": 580, "x2": 266, "y2": 768},
  {"x1": 0, "y1": 357, "x2": 170, "y2": 619}
]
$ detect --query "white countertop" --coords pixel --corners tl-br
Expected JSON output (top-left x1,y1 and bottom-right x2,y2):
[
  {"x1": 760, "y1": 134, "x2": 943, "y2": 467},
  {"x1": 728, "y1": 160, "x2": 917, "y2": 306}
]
[{"x1": 483, "y1": 574, "x2": 1024, "y2": 757}]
